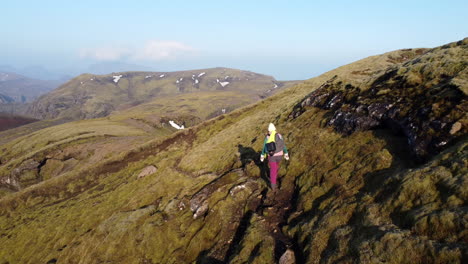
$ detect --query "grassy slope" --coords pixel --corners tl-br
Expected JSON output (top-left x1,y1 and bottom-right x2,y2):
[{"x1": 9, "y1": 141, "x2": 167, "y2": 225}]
[
  {"x1": 0, "y1": 84, "x2": 290, "y2": 198},
  {"x1": 0, "y1": 89, "x2": 270, "y2": 195},
  {"x1": 109, "y1": 90, "x2": 262, "y2": 122},
  {"x1": 26, "y1": 68, "x2": 297, "y2": 120},
  {"x1": 0, "y1": 69, "x2": 297, "y2": 185},
  {"x1": 0, "y1": 41, "x2": 466, "y2": 263},
  {"x1": 0, "y1": 88, "x2": 260, "y2": 146}
]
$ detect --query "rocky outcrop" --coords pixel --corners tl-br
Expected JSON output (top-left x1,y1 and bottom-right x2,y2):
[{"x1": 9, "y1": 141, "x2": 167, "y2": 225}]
[
  {"x1": 279, "y1": 249, "x2": 296, "y2": 264},
  {"x1": 137, "y1": 165, "x2": 157, "y2": 179},
  {"x1": 291, "y1": 39, "x2": 467, "y2": 161},
  {"x1": 9, "y1": 159, "x2": 42, "y2": 187}
]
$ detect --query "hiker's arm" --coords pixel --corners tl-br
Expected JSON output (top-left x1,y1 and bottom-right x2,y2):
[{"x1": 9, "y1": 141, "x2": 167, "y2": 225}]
[
  {"x1": 283, "y1": 141, "x2": 290, "y2": 160},
  {"x1": 261, "y1": 137, "x2": 267, "y2": 156}
]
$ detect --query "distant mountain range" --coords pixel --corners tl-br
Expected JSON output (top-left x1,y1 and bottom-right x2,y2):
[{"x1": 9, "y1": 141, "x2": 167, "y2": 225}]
[
  {"x1": 0, "y1": 62, "x2": 154, "y2": 81},
  {"x1": 0, "y1": 72, "x2": 64, "y2": 104},
  {"x1": 26, "y1": 67, "x2": 299, "y2": 120},
  {"x1": 0, "y1": 93, "x2": 14, "y2": 104},
  {"x1": 0, "y1": 65, "x2": 71, "y2": 81}
]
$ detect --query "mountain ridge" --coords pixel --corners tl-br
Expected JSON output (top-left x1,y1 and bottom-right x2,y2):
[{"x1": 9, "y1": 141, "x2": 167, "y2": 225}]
[
  {"x1": 0, "y1": 72, "x2": 63, "y2": 104},
  {"x1": 26, "y1": 67, "x2": 298, "y2": 121}
]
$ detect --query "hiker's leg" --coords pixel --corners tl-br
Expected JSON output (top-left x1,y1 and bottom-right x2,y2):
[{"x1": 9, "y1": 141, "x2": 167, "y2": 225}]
[
  {"x1": 277, "y1": 160, "x2": 282, "y2": 186},
  {"x1": 269, "y1": 161, "x2": 278, "y2": 188}
]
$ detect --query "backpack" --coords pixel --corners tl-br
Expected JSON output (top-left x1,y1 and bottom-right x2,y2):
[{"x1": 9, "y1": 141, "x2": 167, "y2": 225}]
[
  {"x1": 266, "y1": 141, "x2": 276, "y2": 156},
  {"x1": 266, "y1": 133, "x2": 284, "y2": 156}
]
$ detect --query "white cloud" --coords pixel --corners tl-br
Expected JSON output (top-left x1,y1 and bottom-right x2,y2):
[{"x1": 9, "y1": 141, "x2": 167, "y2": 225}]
[
  {"x1": 79, "y1": 40, "x2": 194, "y2": 62},
  {"x1": 133, "y1": 40, "x2": 194, "y2": 60}
]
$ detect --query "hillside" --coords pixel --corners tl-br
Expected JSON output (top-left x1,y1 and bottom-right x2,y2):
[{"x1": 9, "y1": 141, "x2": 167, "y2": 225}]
[
  {"x1": 0, "y1": 39, "x2": 466, "y2": 264},
  {"x1": 0, "y1": 102, "x2": 30, "y2": 116},
  {"x1": 26, "y1": 68, "x2": 297, "y2": 121},
  {"x1": 0, "y1": 72, "x2": 61, "y2": 103},
  {"x1": 0, "y1": 113, "x2": 37, "y2": 132},
  {"x1": 0, "y1": 93, "x2": 14, "y2": 104},
  {"x1": 0, "y1": 88, "x2": 272, "y2": 194}
]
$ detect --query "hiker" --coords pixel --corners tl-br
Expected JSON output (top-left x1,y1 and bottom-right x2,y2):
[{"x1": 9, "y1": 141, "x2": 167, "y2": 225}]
[{"x1": 260, "y1": 123, "x2": 289, "y2": 190}]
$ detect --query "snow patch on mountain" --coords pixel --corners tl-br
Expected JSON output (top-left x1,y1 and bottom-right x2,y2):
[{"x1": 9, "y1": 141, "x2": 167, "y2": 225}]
[
  {"x1": 113, "y1": 75, "x2": 123, "y2": 83},
  {"x1": 169, "y1": 120, "x2": 184, "y2": 130}
]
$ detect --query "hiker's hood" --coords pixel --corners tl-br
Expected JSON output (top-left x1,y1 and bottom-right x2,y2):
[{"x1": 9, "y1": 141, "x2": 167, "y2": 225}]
[{"x1": 268, "y1": 123, "x2": 276, "y2": 132}]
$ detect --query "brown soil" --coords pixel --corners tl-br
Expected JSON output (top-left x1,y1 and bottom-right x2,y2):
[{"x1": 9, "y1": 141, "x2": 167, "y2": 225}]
[{"x1": 0, "y1": 115, "x2": 37, "y2": 131}]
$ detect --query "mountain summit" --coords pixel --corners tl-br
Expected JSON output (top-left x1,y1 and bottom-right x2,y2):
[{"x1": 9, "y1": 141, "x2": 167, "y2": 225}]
[{"x1": 26, "y1": 68, "x2": 294, "y2": 121}]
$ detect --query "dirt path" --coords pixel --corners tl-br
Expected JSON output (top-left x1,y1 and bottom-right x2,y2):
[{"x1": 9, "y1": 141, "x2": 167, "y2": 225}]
[{"x1": 259, "y1": 182, "x2": 298, "y2": 262}]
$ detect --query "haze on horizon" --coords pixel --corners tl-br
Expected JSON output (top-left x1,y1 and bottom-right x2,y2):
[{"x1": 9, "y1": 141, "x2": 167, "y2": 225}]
[{"x1": 1, "y1": 0, "x2": 467, "y2": 80}]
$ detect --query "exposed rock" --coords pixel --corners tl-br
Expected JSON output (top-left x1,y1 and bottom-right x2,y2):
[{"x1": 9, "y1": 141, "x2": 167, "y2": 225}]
[
  {"x1": 290, "y1": 39, "x2": 467, "y2": 161},
  {"x1": 192, "y1": 200, "x2": 209, "y2": 219},
  {"x1": 137, "y1": 165, "x2": 157, "y2": 179},
  {"x1": 279, "y1": 249, "x2": 296, "y2": 264},
  {"x1": 5, "y1": 159, "x2": 42, "y2": 188},
  {"x1": 0, "y1": 175, "x2": 19, "y2": 190},
  {"x1": 450, "y1": 121, "x2": 462, "y2": 134},
  {"x1": 190, "y1": 190, "x2": 208, "y2": 214},
  {"x1": 18, "y1": 159, "x2": 40, "y2": 171},
  {"x1": 229, "y1": 183, "x2": 247, "y2": 196}
]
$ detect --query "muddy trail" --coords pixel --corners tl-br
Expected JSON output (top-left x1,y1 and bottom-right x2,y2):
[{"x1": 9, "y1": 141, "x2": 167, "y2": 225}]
[
  {"x1": 260, "y1": 184, "x2": 298, "y2": 262},
  {"x1": 226, "y1": 167, "x2": 299, "y2": 263}
]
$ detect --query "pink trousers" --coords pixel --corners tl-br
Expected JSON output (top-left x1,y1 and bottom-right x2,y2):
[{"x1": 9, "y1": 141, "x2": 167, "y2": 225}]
[{"x1": 269, "y1": 161, "x2": 280, "y2": 185}]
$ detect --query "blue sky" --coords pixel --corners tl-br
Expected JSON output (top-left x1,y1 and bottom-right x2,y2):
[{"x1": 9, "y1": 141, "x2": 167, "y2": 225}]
[{"x1": 1, "y1": 0, "x2": 467, "y2": 80}]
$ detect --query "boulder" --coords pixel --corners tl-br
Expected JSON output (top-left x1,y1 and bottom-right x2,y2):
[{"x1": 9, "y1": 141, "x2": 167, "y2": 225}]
[
  {"x1": 450, "y1": 122, "x2": 462, "y2": 135},
  {"x1": 279, "y1": 249, "x2": 295, "y2": 264},
  {"x1": 137, "y1": 165, "x2": 157, "y2": 179}
]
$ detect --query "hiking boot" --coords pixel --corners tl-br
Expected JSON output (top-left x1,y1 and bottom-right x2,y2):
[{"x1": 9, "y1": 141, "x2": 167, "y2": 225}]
[{"x1": 271, "y1": 183, "x2": 277, "y2": 191}]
